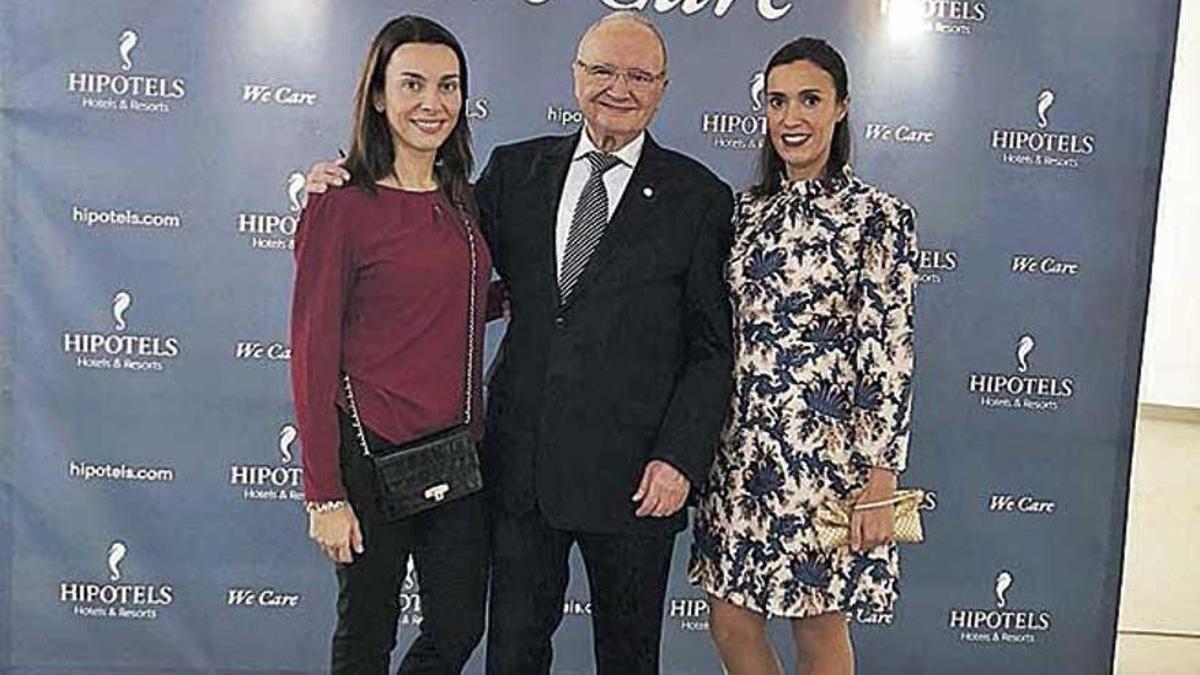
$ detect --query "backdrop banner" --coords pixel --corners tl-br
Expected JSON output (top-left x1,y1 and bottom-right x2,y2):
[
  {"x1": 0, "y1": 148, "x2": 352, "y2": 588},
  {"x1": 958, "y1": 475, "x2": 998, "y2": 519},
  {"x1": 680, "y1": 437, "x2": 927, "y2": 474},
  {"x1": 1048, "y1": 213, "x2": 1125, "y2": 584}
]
[{"x1": 0, "y1": 0, "x2": 1181, "y2": 673}]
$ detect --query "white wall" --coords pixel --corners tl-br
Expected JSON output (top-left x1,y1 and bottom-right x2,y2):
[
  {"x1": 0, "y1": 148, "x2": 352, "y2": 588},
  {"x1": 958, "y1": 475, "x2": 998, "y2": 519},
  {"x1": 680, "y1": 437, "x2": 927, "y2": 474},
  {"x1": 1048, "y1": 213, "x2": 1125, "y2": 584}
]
[{"x1": 1139, "y1": 0, "x2": 1200, "y2": 409}]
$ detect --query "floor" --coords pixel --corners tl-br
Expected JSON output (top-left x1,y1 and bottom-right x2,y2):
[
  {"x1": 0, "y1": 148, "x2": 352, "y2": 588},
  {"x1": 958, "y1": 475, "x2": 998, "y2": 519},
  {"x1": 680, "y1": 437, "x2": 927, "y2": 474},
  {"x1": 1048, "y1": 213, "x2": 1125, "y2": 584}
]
[{"x1": 1113, "y1": 405, "x2": 1200, "y2": 674}]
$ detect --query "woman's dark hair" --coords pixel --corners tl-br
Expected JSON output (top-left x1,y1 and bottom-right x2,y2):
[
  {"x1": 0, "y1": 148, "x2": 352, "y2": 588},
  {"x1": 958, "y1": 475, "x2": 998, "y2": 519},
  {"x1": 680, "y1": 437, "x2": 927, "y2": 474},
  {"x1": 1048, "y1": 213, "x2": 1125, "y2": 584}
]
[
  {"x1": 344, "y1": 15, "x2": 473, "y2": 210},
  {"x1": 751, "y1": 37, "x2": 851, "y2": 197}
]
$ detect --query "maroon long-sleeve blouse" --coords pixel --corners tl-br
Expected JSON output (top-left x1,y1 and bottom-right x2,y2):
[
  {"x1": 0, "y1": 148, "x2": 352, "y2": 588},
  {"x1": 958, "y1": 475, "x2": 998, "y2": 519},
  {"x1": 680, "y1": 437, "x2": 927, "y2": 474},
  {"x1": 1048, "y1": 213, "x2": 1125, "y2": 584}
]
[{"x1": 290, "y1": 185, "x2": 491, "y2": 502}]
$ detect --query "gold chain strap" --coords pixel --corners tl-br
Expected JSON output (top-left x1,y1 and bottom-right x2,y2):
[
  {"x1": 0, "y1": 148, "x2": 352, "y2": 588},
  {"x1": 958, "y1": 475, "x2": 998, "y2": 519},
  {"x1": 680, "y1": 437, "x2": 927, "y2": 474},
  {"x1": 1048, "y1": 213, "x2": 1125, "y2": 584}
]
[{"x1": 341, "y1": 200, "x2": 478, "y2": 458}]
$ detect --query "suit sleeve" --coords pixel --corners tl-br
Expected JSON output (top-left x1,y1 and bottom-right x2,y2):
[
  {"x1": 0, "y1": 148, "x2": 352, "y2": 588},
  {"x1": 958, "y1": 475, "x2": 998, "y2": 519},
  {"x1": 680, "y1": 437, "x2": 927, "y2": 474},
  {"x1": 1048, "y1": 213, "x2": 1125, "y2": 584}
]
[
  {"x1": 650, "y1": 182, "x2": 735, "y2": 487},
  {"x1": 851, "y1": 202, "x2": 918, "y2": 473},
  {"x1": 290, "y1": 192, "x2": 352, "y2": 502},
  {"x1": 475, "y1": 146, "x2": 505, "y2": 277}
]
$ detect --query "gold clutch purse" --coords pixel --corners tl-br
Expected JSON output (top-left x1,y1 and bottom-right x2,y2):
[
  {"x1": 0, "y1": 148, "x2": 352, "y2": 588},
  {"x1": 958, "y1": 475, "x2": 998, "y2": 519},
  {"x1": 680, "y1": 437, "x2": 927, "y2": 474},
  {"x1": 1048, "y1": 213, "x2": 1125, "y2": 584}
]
[{"x1": 814, "y1": 488, "x2": 926, "y2": 551}]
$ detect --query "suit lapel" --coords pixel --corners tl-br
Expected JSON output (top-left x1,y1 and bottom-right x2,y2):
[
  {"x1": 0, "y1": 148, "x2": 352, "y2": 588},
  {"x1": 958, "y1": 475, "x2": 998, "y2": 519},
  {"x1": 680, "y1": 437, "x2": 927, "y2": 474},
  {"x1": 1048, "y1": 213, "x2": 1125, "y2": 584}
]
[
  {"x1": 524, "y1": 134, "x2": 576, "y2": 310},
  {"x1": 561, "y1": 134, "x2": 668, "y2": 310}
]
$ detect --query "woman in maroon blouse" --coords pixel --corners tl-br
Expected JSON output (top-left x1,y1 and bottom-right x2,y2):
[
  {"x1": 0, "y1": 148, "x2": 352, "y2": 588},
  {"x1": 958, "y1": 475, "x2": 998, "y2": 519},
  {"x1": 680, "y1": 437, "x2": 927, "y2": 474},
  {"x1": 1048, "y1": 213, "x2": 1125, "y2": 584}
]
[{"x1": 290, "y1": 16, "x2": 491, "y2": 674}]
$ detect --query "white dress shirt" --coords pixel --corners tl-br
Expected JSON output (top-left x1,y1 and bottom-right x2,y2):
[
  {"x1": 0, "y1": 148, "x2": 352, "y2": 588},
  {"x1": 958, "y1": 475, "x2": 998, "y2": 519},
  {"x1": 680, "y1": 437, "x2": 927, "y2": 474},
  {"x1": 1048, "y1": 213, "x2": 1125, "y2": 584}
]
[{"x1": 554, "y1": 131, "x2": 646, "y2": 279}]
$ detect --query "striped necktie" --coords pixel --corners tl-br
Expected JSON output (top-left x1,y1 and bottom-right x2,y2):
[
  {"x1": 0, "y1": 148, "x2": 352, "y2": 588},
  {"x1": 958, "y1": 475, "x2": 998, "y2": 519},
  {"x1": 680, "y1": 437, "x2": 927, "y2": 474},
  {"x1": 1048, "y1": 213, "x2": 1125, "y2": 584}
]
[{"x1": 559, "y1": 151, "x2": 623, "y2": 299}]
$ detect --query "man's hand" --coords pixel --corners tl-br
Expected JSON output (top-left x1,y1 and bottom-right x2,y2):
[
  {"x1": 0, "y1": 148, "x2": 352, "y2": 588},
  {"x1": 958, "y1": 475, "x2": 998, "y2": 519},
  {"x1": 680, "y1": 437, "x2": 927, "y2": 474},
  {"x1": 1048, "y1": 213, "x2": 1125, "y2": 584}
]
[
  {"x1": 632, "y1": 460, "x2": 690, "y2": 518},
  {"x1": 306, "y1": 159, "x2": 350, "y2": 195}
]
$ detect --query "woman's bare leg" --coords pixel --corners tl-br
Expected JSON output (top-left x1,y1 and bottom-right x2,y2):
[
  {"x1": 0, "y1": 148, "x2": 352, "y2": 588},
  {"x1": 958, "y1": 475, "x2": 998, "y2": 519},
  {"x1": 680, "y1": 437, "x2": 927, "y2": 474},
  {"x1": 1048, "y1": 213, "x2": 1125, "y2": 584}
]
[
  {"x1": 708, "y1": 595, "x2": 785, "y2": 675},
  {"x1": 790, "y1": 611, "x2": 854, "y2": 675}
]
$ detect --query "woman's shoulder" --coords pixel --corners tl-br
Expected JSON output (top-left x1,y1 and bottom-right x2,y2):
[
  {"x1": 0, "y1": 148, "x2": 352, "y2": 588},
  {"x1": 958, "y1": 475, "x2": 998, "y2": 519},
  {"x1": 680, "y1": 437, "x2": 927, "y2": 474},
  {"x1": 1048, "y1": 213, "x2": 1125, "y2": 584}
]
[
  {"x1": 304, "y1": 184, "x2": 377, "y2": 215},
  {"x1": 295, "y1": 186, "x2": 386, "y2": 249},
  {"x1": 301, "y1": 185, "x2": 406, "y2": 237},
  {"x1": 847, "y1": 173, "x2": 916, "y2": 225}
]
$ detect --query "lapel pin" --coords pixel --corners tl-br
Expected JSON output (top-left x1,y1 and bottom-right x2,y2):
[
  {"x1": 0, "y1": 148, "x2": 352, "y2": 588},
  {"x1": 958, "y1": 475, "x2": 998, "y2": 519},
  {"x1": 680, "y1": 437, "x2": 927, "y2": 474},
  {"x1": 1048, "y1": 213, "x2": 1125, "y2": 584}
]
[{"x1": 642, "y1": 186, "x2": 654, "y2": 199}]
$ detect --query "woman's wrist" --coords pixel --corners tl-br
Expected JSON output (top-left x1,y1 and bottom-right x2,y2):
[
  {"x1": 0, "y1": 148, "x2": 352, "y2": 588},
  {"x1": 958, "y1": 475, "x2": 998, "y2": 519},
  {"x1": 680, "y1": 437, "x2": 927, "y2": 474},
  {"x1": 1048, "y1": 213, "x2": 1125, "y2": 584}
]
[
  {"x1": 867, "y1": 466, "x2": 898, "y2": 483},
  {"x1": 304, "y1": 499, "x2": 349, "y2": 515}
]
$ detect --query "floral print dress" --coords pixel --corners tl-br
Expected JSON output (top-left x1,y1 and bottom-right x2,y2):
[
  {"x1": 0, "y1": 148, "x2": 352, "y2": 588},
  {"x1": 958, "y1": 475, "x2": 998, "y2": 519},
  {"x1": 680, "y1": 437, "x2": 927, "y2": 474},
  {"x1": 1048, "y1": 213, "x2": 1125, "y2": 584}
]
[{"x1": 688, "y1": 166, "x2": 917, "y2": 618}]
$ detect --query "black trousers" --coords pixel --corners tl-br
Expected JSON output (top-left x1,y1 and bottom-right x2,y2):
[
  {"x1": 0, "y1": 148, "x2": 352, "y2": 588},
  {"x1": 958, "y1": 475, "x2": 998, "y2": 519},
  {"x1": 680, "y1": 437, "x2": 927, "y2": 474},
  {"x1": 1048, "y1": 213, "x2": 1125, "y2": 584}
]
[
  {"x1": 485, "y1": 508, "x2": 676, "y2": 675},
  {"x1": 331, "y1": 412, "x2": 489, "y2": 675}
]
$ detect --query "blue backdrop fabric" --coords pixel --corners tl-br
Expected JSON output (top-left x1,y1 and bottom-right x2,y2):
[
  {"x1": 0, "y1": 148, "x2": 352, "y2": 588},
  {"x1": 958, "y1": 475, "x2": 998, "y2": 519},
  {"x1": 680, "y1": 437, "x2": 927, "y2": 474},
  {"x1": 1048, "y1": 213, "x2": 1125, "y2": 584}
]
[{"x1": 0, "y1": 1, "x2": 1181, "y2": 673}]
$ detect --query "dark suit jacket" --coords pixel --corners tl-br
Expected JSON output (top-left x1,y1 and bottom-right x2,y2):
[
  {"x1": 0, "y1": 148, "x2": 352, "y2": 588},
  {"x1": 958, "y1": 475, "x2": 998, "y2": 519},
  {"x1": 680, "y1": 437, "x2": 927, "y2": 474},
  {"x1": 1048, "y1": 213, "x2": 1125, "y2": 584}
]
[{"x1": 476, "y1": 132, "x2": 734, "y2": 535}]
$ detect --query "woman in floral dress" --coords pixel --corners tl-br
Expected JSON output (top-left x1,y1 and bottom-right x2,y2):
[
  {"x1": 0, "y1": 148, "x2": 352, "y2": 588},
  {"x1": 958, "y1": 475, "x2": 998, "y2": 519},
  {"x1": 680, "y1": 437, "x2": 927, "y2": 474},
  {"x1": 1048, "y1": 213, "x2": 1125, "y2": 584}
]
[{"x1": 688, "y1": 37, "x2": 917, "y2": 675}]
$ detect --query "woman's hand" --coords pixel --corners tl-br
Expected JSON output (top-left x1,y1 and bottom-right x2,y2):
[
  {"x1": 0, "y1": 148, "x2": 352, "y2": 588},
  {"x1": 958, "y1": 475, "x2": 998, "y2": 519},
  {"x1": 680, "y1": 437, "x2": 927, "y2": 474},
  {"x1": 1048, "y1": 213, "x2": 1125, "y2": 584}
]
[
  {"x1": 306, "y1": 159, "x2": 351, "y2": 195},
  {"x1": 849, "y1": 467, "x2": 897, "y2": 553},
  {"x1": 308, "y1": 503, "x2": 364, "y2": 564}
]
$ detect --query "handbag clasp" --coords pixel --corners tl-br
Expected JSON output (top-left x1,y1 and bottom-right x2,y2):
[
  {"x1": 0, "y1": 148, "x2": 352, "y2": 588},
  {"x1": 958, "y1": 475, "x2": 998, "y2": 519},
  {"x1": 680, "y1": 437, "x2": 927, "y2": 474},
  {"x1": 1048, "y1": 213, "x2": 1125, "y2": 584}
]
[{"x1": 424, "y1": 483, "x2": 451, "y2": 502}]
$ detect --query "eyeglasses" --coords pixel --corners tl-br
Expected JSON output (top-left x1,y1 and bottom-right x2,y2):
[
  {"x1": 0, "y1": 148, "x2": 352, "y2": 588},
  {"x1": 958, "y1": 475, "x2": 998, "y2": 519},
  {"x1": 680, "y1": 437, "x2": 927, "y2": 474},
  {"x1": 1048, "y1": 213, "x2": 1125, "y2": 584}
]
[{"x1": 574, "y1": 59, "x2": 666, "y2": 90}]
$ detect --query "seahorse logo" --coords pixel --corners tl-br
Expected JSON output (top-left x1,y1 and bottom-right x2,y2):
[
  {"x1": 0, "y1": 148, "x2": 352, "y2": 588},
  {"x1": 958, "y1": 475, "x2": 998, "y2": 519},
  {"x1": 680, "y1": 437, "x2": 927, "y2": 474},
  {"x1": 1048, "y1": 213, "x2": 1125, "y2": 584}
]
[
  {"x1": 1015, "y1": 334, "x2": 1036, "y2": 373},
  {"x1": 1036, "y1": 89, "x2": 1055, "y2": 130},
  {"x1": 118, "y1": 29, "x2": 139, "y2": 72},
  {"x1": 286, "y1": 172, "x2": 307, "y2": 213},
  {"x1": 994, "y1": 570, "x2": 1014, "y2": 608},
  {"x1": 278, "y1": 424, "x2": 298, "y2": 464},
  {"x1": 107, "y1": 541, "x2": 128, "y2": 581},
  {"x1": 749, "y1": 71, "x2": 765, "y2": 112},
  {"x1": 402, "y1": 556, "x2": 419, "y2": 592},
  {"x1": 112, "y1": 290, "x2": 132, "y2": 331}
]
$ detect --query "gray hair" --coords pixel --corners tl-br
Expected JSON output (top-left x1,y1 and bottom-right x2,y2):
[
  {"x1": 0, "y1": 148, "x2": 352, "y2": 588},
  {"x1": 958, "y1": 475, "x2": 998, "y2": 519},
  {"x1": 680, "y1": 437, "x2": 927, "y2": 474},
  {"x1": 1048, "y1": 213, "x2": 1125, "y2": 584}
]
[{"x1": 577, "y1": 11, "x2": 668, "y2": 70}]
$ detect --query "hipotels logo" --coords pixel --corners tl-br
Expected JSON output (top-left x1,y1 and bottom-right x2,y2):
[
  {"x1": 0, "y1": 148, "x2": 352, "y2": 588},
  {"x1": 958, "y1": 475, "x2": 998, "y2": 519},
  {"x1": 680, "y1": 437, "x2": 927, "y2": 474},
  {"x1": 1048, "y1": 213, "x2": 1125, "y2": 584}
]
[
  {"x1": 563, "y1": 595, "x2": 592, "y2": 617},
  {"x1": 880, "y1": 0, "x2": 990, "y2": 36},
  {"x1": 69, "y1": 458, "x2": 175, "y2": 484},
  {"x1": 524, "y1": 0, "x2": 793, "y2": 20},
  {"x1": 749, "y1": 71, "x2": 766, "y2": 112},
  {"x1": 992, "y1": 88, "x2": 1096, "y2": 169},
  {"x1": 107, "y1": 541, "x2": 127, "y2": 581},
  {"x1": 286, "y1": 173, "x2": 307, "y2": 213},
  {"x1": 236, "y1": 172, "x2": 306, "y2": 252},
  {"x1": 118, "y1": 30, "x2": 137, "y2": 71},
  {"x1": 668, "y1": 596, "x2": 710, "y2": 632},
  {"x1": 917, "y1": 248, "x2": 960, "y2": 284},
  {"x1": 949, "y1": 571, "x2": 1052, "y2": 645},
  {"x1": 72, "y1": 204, "x2": 182, "y2": 231},
  {"x1": 66, "y1": 29, "x2": 187, "y2": 115},
  {"x1": 969, "y1": 334, "x2": 1075, "y2": 413},
  {"x1": 229, "y1": 424, "x2": 304, "y2": 502},
  {"x1": 465, "y1": 97, "x2": 492, "y2": 121},
  {"x1": 113, "y1": 291, "x2": 131, "y2": 330},
  {"x1": 699, "y1": 71, "x2": 767, "y2": 152},
  {"x1": 546, "y1": 101, "x2": 584, "y2": 128},
  {"x1": 62, "y1": 290, "x2": 181, "y2": 372},
  {"x1": 60, "y1": 541, "x2": 174, "y2": 621},
  {"x1": 1036, "y1": 90, "x2": 1054, "y2": 129},
  {"x1": 399, "y1": 559, "x2": 423, "y2": 625}
]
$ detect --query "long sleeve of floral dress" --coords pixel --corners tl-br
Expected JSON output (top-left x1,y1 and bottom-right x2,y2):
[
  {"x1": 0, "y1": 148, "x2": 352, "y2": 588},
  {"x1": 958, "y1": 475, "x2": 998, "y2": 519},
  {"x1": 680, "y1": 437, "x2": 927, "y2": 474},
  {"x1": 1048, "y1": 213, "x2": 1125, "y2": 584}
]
[{"x1": 850, "y1": 202, "x2": 917, "y2": 473}]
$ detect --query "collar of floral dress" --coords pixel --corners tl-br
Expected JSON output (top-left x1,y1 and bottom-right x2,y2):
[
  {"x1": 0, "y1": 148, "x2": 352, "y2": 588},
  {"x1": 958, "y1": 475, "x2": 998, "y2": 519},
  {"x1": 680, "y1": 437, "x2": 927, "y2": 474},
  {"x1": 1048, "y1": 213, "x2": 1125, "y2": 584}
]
[{"x1": 782, "y1": 163, "x2": 854, "y2": 200}]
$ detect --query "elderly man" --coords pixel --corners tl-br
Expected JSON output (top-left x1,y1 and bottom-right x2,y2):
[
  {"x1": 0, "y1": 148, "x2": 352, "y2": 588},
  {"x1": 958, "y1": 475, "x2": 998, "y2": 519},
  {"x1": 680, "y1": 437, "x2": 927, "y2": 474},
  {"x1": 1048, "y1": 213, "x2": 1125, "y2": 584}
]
[
  {"x1": 476, "y1": 13, "x2": 732, "y2": 674},
  {"x1": 307, "y1": 13, "x2": 733, "y2": 673}
]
